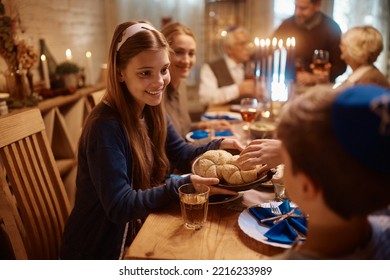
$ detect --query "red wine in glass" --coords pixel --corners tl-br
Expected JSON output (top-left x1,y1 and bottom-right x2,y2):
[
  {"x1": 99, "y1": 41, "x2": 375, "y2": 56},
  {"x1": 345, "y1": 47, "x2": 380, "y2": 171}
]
[{"x1": 240, "y1": 108, "x2": 258, "y2": 122}]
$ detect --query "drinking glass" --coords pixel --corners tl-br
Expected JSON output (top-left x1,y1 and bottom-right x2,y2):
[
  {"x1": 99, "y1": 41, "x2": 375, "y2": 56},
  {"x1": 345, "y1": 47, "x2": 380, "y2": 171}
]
[
  {"x1": 178, "y1": 183, "x2": 210, "y2": 230},
  {"x1": 312, "y1": 49, "x2": 329, "y2": 71},
  {"x1": 240, "y1": 97, "x2": 259, "y2": 131},
  {"x1": 312, "y1": 49, "x2": 330, "y2": 83}
]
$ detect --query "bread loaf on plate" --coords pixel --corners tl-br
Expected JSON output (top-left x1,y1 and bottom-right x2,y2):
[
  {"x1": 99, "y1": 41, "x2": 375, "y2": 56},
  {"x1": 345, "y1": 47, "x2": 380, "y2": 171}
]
[{"x1": 192, "y1": 150, "x2": 260, "y2": 185}]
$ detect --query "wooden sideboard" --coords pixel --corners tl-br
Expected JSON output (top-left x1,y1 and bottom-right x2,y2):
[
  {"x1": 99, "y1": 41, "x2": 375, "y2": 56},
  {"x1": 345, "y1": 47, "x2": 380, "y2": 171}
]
[{"x1": 35, "y1": 84, "x2": 105, "y2": 206}]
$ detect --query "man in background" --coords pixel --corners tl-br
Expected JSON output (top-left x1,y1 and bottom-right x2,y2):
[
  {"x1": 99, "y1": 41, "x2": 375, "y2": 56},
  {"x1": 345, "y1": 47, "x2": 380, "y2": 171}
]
[
  {"x1": 273, "y1": 0, "x2": 347, "y2": 85},
  {"x1": 198, "y1": 27, "x2": 259, "y2": 106}
]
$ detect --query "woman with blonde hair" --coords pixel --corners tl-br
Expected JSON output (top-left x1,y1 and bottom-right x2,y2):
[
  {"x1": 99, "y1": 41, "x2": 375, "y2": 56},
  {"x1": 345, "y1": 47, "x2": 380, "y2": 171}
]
[
  {"x1": 60, "y1": 21, "x2": 242, "y2": 259},
  {"x1": 339, "y1": 25, "x2": 390, "y2": 88}
]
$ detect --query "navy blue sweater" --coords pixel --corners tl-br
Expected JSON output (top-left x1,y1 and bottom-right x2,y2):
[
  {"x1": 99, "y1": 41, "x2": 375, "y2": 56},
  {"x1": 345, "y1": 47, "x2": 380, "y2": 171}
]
[{"x1": 60, "y1": 103, "x2": 222, "y2": 259}]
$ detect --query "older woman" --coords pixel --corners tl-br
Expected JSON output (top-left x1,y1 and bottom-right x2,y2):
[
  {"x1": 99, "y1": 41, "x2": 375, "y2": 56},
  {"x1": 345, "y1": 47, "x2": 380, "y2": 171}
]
[{"x1": 338, "y1": 25, "x2": 390, "y2": 88}]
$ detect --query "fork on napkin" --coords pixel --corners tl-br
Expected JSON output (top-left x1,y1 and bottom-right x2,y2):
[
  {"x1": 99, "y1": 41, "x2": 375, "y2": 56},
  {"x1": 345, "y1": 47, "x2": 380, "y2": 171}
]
[{"x1": 249, "y1": 200, "x2": 307, "y2": 244}]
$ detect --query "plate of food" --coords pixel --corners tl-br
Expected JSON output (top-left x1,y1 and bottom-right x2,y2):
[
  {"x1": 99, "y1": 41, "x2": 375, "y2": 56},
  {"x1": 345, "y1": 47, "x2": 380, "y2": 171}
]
[
  {"x1": 249, "y1": 121, "x2": 277, "y2": 139},
  {"x1": 191, "y1": 150, "x2": 275, "y2": 191},
  {"x1": 201, "y1": 111, "x2": 242, "y2": 122}
]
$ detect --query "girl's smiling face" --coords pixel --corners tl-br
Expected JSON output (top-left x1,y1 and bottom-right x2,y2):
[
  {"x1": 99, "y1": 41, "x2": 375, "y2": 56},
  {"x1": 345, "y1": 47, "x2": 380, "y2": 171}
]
[{"x1": 120, "y1": 49, "x2": 170, "y2": 110}]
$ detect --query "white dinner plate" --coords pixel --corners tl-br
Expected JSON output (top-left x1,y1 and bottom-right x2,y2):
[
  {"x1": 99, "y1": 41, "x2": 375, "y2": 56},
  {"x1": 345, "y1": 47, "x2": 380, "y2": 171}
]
[
  {"x1": 201, "y1": 111, "x2": 242, "y2": 122},
  {"x1": 186, "y1": 131, "x2": 205, "y2": 143},
  {"x1": 237, "y1": 207, "x2": 292, "y2": 249}
]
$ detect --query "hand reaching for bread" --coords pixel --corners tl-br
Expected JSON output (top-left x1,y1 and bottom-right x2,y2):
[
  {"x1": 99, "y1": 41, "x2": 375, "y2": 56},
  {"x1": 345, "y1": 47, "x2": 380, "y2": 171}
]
[{"x1": 192, "y1": 150, "x2": 263, "y2": 185}]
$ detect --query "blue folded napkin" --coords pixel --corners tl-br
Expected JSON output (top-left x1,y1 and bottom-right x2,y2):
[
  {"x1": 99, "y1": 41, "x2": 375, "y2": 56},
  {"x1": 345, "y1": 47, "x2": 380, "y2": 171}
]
[
  {"x1": 191, "y1": 129, "x2": 234, "y2": 140},
  {"x1": 249, "y1": 200, "x2": 307, "y2": 244},
  {"x1": 202, "y1": 114, "x2": 238, "y2": 121}
]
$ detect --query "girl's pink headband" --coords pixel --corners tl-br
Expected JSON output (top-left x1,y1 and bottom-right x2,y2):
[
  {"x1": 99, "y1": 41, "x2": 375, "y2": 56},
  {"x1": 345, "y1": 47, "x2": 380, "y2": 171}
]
[{"x1": 117, "y1": 23, "x2": 156, "y2": 51}]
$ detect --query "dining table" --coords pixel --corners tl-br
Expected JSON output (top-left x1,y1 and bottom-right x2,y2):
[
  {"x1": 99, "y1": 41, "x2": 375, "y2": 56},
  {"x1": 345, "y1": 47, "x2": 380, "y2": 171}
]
[
  {"x1": 124, "y1": 102, "x2": 288, "y2": 260},
  {"x1": 124, "y1": 187, "x2": 290, "y2": 260}
]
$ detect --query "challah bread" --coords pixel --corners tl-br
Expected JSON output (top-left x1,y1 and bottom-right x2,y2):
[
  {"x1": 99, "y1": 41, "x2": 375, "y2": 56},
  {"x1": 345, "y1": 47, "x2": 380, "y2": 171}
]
[
  {"x1": 192, "y1": 150, "x2": 260, "y2": 185},
  {"x1": 192, "y1": 150, "x2": 232, "y2": 178},
  {"x1": 221, "y1": 155, "x2": 259, "y2": 185}
]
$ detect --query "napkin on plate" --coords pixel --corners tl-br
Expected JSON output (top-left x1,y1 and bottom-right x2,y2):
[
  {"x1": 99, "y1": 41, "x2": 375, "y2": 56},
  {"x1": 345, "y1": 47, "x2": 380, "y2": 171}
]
[
  {"x1": 249, "y1": 200, "x2": 307, "y2": 244},
  {"x1": 191, "y1": 129, "x2": 234, "y2": 139},
  {"x1": 202, "y1": 114, "x2": 238, "y2": 121}
]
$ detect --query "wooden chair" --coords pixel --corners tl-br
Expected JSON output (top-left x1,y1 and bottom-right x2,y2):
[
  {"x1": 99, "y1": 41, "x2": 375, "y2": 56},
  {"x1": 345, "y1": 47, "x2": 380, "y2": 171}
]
[{"x1": 0, "y1": 108, "x2": 71, "y2": 259}]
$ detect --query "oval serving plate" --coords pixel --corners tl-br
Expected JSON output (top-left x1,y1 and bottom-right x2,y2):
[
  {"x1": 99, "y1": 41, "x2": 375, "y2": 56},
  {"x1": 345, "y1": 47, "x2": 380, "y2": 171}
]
[
  {"x1": 192, "y1": 155, "x2": 275, "y2": 192},
  {"x1": 216, "y1": 169, "x2": 275, "y2": 192}
]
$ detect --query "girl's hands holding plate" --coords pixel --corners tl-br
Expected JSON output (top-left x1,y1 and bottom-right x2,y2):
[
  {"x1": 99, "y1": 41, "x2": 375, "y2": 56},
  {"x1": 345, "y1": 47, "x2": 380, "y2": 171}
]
[{"x1": 190, "y1": 174, "x2": 238, "y2": 196}]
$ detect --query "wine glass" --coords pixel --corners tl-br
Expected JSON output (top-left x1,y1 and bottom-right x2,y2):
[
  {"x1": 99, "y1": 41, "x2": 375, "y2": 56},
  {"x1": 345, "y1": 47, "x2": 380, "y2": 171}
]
[
  {"x1": 312, "y1": 49, "x2": 330, "y2": 83},
  {"x1": 240, "y1": 97, "x2": 259, "y2": 131}
]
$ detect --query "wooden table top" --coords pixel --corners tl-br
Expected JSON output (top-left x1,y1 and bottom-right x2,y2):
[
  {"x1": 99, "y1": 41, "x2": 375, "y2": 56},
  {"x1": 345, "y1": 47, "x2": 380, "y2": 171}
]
[{"x1": 124, "y1": 189, "x2": 286, "y2": 260}]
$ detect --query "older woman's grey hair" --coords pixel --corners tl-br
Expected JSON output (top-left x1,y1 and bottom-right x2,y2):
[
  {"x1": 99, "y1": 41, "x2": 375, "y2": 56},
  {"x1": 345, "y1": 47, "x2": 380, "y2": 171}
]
[
  {"x1": 341, "y1": 25, "x2": 383, "y2": 65},
  {"x1": 222, "y1": 27, "x2": 250, "y2": 47}
]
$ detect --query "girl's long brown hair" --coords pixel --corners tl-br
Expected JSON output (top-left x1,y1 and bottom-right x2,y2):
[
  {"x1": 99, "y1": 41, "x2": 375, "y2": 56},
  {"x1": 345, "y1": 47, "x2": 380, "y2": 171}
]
[{"x1": 103, "y1": 21, "x2": 169, "y2": 189}]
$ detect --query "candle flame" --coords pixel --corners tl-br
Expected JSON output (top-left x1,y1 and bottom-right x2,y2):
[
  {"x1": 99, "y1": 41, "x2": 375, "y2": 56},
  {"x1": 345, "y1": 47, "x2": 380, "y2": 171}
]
[
  {"x1": 272, "y1": 37, "x2": 277, "y2": 47},
  {"x1": 265, "y1": 38, "x2": 271, "y2": 47},
  {"x1": 86, "y1": 51, "x2": 92, "y2": 58},
  {"x1": 278, "y1": 39, "x2": 283, "y2": 48},
  {"x1": 286, "y1": 37, "x2": 291, "y2": 47},
  {"x1": 260, "y1": 39, "x2": 266, "y2": 47},
  {"x1": 291, "y1": 37, "x2": 296, "y2": 47},
  {"x1": 41, "y1": 54, "x2": 46, "y2": 61},
  {"x1": 262, "y1": 111, "x2": 271, "y2": 118},
  {"x1": 254, "y1": 37, "x2": 259, "y2": 46}
]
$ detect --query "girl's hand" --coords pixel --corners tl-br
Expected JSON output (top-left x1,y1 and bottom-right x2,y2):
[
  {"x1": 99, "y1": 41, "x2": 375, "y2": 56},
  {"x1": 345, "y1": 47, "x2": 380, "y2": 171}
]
[
  {"x1": 190, "y1": 174, "x2": 237, "y2": 196},
  {"x1": 220, "y1": 138, "x2": 245, "y2": 152}
]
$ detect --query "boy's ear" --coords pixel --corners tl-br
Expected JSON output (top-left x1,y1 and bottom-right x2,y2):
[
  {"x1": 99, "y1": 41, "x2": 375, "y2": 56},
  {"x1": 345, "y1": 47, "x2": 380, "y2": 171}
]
[{"x1": 299, "y1": 172, "x2": 319, "y2": 200}]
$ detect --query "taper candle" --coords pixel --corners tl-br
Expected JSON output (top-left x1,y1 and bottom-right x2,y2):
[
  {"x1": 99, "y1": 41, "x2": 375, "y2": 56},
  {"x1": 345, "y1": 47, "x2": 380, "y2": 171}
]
[
  {"x1": 40, "y1": 54, "x2": 51, "y2": 89},
  {"x1": 85, "y1": 51, "x2": 94, "y2": 85}
]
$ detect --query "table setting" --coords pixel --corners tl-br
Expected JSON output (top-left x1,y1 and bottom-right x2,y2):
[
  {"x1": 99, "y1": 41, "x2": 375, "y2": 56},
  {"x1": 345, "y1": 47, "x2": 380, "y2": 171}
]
[{"x1": 189, "y1": 150, "x2": 308, "y2": 249}]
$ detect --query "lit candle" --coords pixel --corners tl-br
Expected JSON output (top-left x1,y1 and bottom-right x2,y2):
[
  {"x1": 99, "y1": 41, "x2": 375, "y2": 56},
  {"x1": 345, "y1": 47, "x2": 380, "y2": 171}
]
[
  {"x1": 290, "y1": 37, "x2": 296, "y2": 80},
  {"x1": 260, "y1": 39, "x2": 266, "y2": 78},
  {"x1": 254, "y1": 37, "x2": 260, "y2": 79},
  {"x1": 85, "y1": 51, "x2": 94, "y2": 85},
  {"x1": 66, "y1": 49, "x2": 72, "y2": 61},
  {"x1": 279, "y1": 39, "x2": 287, "y2": 83},
  {"x1": 272, "y1": 37, "x2": 278, "y2": 50},
  {"x1": 265, "y1": 38, "x2": 271, "y2": 81},
  {"x1": 40, "y1": 54, "x2": 51, "y2": 89},
  {"x1": 273, "y1": 46, "x2": 280, "y2": 84}
]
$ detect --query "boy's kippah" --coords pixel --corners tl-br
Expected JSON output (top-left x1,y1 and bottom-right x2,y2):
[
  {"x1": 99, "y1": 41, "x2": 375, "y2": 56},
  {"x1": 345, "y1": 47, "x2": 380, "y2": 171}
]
[{"x1": 331, "y1": 85, "x2": 390, "y2": 174}]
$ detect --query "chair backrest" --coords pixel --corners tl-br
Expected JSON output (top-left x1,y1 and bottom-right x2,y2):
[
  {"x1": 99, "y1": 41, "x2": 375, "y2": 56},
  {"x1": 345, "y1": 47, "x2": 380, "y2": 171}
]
[{"x1": 0, "y1": 108, "x2": 71, "y2": 259}]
